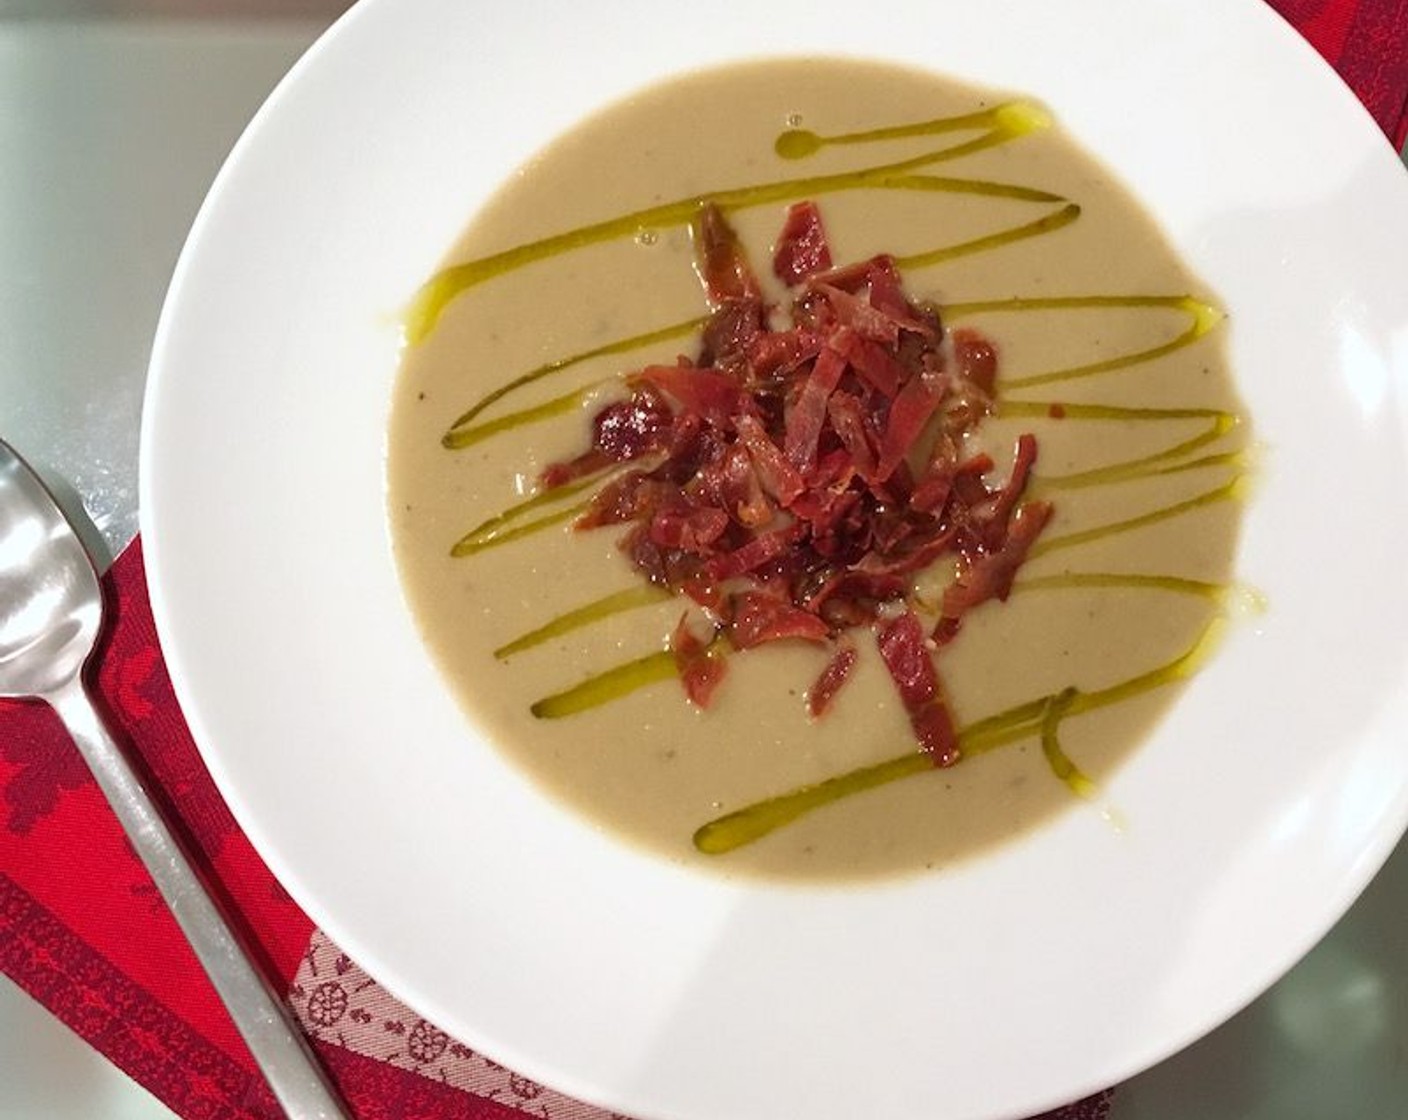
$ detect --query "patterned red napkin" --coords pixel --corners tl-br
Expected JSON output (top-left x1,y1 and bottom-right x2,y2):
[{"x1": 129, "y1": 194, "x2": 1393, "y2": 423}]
[
  {"x1": 3, "y1": 5, "x2": 1404, "y2": 1119},
  {"x1": 1274, "y1": 0, "x2": 1408, "y2": 146}
]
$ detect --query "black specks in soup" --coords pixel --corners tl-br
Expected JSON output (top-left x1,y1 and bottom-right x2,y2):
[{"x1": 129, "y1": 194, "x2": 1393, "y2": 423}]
[{"x1": 387, "y1": 58, "x2": 1249, "y2": 880}]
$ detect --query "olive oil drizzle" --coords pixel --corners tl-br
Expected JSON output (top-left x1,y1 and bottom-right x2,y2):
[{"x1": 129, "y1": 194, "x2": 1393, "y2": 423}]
[
  {"x1": 515, "y1": 571, "x2": 1234, "y2": 723},
  {"x1": 445, "y1": 380, "x2": 608, "y2": 452},
  {"x1": 418, "y1": 99, "x2": 1251, "y2": 857},
  {"x1": 773, "y1": 103, "x2": 1028, "y2": 160},
  {"x1": 441, "y1": 298, "x2": 1222, "y2": 455},
  {"x1": 450, "y1": 472, "x2": 609, "y2": 557},
  {"x1": 407, "y1": 102, "x2": 1051, "y2": 344},
  {"x1": 494, "y1": 585, "x2": 670, "y2": 659},
  {"x1": 1036, "y1": 432, "x2": 1243, "y2": 492},
  {"x1": 1028, "y1": 476, "x2": 1244, "y2": 560},
  {"x1": 895, "y1": 203, "x2": 1081, "y2": 270},
  {"x1": 1013, "y1": 572, "x2": 1224, "y2": 601},
  {"x1": 530, "y1": 644, "x2": 730, "y2": 717},
  {"x1": 1000, "y1": 402, "x2": 1237, "y2": 492},
  {"x1": 530, "y1": 650, "x2": 680, "y2": 719},
  {"x1": 1039, "y1": 689, "x2": 1098, "y2": 799},
  {"x1": 442, "y1": 316, "x2": 705, "y2": 445},
  {"x1": 944, "y1": 295, "x2": 1224, "y2": 390},
  {"x1": 692, "y1": 617, "x2": 1225, "y2": 854}
]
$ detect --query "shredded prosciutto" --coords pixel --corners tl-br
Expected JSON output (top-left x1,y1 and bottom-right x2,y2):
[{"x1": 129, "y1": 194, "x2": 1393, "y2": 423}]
[
  {"x1": 835, "y1": 329, "x2": 905, "y2": 398},
  {"x1": 980, "y1": 433, "x2": 1040, "y2": 546},
  {"x1": 727, "y1": 591, "x2": 831, "y2": 650},
  {"x1": 575, "y1": 470, "x2": 658, "y2": 528},
  {"x1": 593, "y1": 388, "x2": 674, "y2": 461},
  {"x1": 747, "y1": 328, "x2": 823, "y2": 378},
  {"x1": 783, "y1": 344, "x2": 847, "y2": 469},
  {"x1": 807, "y1": 642, "x2": 858, "y2": 718},
  {"x1": 772, "y1": 201, "x2": 833, "y2": 285},
  {"x1": 635, "y1": 364, "x2": 746, "y2": 428},
  {"x1": 543, "y1": 388, "x2": 676, "y2": 488},
  {"x1": 863, "y1": 257, "x2": 927, "y2": 331},
  {"x1": 813, "y1": 283, "x2": 902, "y2": 345},
  {"x1": 693, "y1": 203, "x2": 762, "y2": 306},
  {"x1": 734, "y1": 414, "x2": 804, "y2": 504},
  {"x1": 951, "y1": 327, "x2": 999, "y2": 396},
  {"x1": 938, "y1": 499, "x2": 1054, "y2": 641},
  {"x1": 704, "y1": 525, "x2": 799, "y2": 581},
  {"x1": 671, "y1": 615, "x2": 727, "y2": 707},
  {"x1": 701, "y1": 444, "x2": 774, "y2": 528},
  {"x1": 876, "y1": 611, "x2": 959, "y2": 766},
  {"x1": 875, "y1": 369, "x2": 948, "y2": 482},
  {"x1": 540, "y1": 450, "x2": 610, "y2": 490},
  {"x1": 549, "y1": 201, "x2": 1050, "y2": 752},
  {"x1": 649, "y1": 505, "x2": 730, "y2": 552}
]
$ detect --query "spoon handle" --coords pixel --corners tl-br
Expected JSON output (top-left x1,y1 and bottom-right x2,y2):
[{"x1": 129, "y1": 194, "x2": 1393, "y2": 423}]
[{"x1": 50, "y1": 676, "x2": 352, "y2": 1120}]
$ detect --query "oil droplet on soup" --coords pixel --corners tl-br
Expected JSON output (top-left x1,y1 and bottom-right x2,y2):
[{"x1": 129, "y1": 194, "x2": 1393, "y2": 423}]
[{"x1": 387, "y1": 58, "x2": 1250, "y2": 881}]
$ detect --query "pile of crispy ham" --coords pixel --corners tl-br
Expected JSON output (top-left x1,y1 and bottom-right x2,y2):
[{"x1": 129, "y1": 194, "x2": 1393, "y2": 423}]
[{"x1": 542, "y1": 202, "x2": 1051, "y2": 767}]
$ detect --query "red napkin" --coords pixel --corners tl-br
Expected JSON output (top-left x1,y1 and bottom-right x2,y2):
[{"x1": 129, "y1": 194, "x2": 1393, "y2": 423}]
[
  {"x1": 3, "y1": 5, "x2": 1405, "y2": 1118},
  {"x1": 1273, "y1": 0, "x2": 1408, "y2": 146}
]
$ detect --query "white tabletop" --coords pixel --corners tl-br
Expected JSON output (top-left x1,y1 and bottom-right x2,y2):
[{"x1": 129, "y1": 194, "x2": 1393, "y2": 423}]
[{"x1": 1, "y1": 4, "x2": 1404, "y2": 1119}]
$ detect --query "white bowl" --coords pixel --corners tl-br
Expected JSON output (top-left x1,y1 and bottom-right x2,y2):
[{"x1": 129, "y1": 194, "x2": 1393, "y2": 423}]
[{"x1": 141, "y1": 2, "x2": 1408, "y2": 1118}]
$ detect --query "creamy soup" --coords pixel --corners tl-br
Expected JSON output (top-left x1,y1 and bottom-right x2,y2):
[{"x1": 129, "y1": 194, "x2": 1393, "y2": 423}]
[{"x1": 387, "y1": 59, "x2": 1248, "y2": 880}]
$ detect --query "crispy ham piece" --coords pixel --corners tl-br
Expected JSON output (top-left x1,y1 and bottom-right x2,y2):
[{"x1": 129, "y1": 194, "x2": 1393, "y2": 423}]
[
  {"x1": 772, "y1": 200, "x2": 834, "y2": 286},
  {"x1": 727, "y1": 591, "x2": 831, "y2": 650},
  {"x1": 693, "y1": 203, "x2": 762, "y2": 306},
  {"x1": 543, "y1": 202, "x2": 1051, "y2": 751},
  {"x1": 807, "y1": 641, "x2": 858, "y2": 719},
  {"x1": 876, "y1": 611, "x2": 960, "y2": 766},
  {"x1": 671, "y1": 615, "x2": 727, "y2": 707}
]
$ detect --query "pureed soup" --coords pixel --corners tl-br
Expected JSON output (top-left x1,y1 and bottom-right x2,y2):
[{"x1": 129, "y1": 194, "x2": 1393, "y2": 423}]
[{"x1": 388, "y1": 58, "x2": 1249, "y2": 880}]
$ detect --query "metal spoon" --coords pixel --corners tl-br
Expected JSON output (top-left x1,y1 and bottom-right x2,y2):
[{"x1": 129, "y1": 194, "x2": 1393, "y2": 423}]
[{"x1": 0, "y1": 436, "x2": 351, "y2": 1120}]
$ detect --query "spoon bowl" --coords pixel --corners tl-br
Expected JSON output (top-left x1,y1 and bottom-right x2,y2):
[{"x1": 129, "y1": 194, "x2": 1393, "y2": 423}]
[
  {"x1": 0, "y1": 446, "x2": 102, "y2": 698},
  {"x1": 0, "y1": 435, "x2": 351, "y2": 1120}
]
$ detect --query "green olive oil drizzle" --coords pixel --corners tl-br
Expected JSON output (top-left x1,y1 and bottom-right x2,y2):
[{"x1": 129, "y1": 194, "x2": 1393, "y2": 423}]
[
  {"x1": 1034, "y1": 422, "x2": 1236, "y2": 492},
  {"x1": 451, "y1": 472, "x2": 608, "y2": 557},
  {"x1": 517, "y1": 572, "x2": 1232, "y2": 721},
  {"x1": 407, "y1": 102, "x2": 1052, "y2": 345},
  {"x1": 692, "y1": 617, "x2": 1225, "y2": 854},
  {"x1": 1039, "y1": 689, "x2": 1097, "y2": 799},
  {"x1": 422, "y1": 100, "x2": 1250, "y2": 857},
  {"x1": 445, "y1": 380, "x2": 608, "y2": 452},
  {"x1": 896, "y1": 202, "x2": 1081, "y2": 270},
  {"x1": 943, "y1": 295, "x2": 1224, "y2": 390},
  {"x1": 774, "y1": 103, "x2": 1032, "y2": 160},
  {"x1": 530, "y1": 650, "x2": 681, "y2": 719},
  {"x1": 1013, "y1": 575, "x2": 1264, "y2": 622},
  {"x1": 453, "y1": 502, "x2": 590, "y2": 557},
  {"x1": 1012, "y1": 572, "x2": 1224, "y2": 601},
  {"x1": 494, "y1": 585, "x2": 671, "y2": 659},
  {"x1": 863, "y1": 174, "x2": 1067, "y2": 203},
  {"x1": 999, "y1": 402, "x2": 1236, "y2": 493},
  {"x1": 442, "y1": 316, "x2": 705, "y2": 445},
  {"x1": 1028, "y1": 475, "x2": 1245, "y2": 560},
  {"x1": 443, "y1": 296, "x2": 1221, "y2": 454}
]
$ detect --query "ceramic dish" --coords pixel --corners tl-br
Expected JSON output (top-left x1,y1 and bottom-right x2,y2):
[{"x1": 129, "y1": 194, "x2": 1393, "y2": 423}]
[{"x1": 140, "y1": 1, "x2": 1408, "y2": 1118}]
